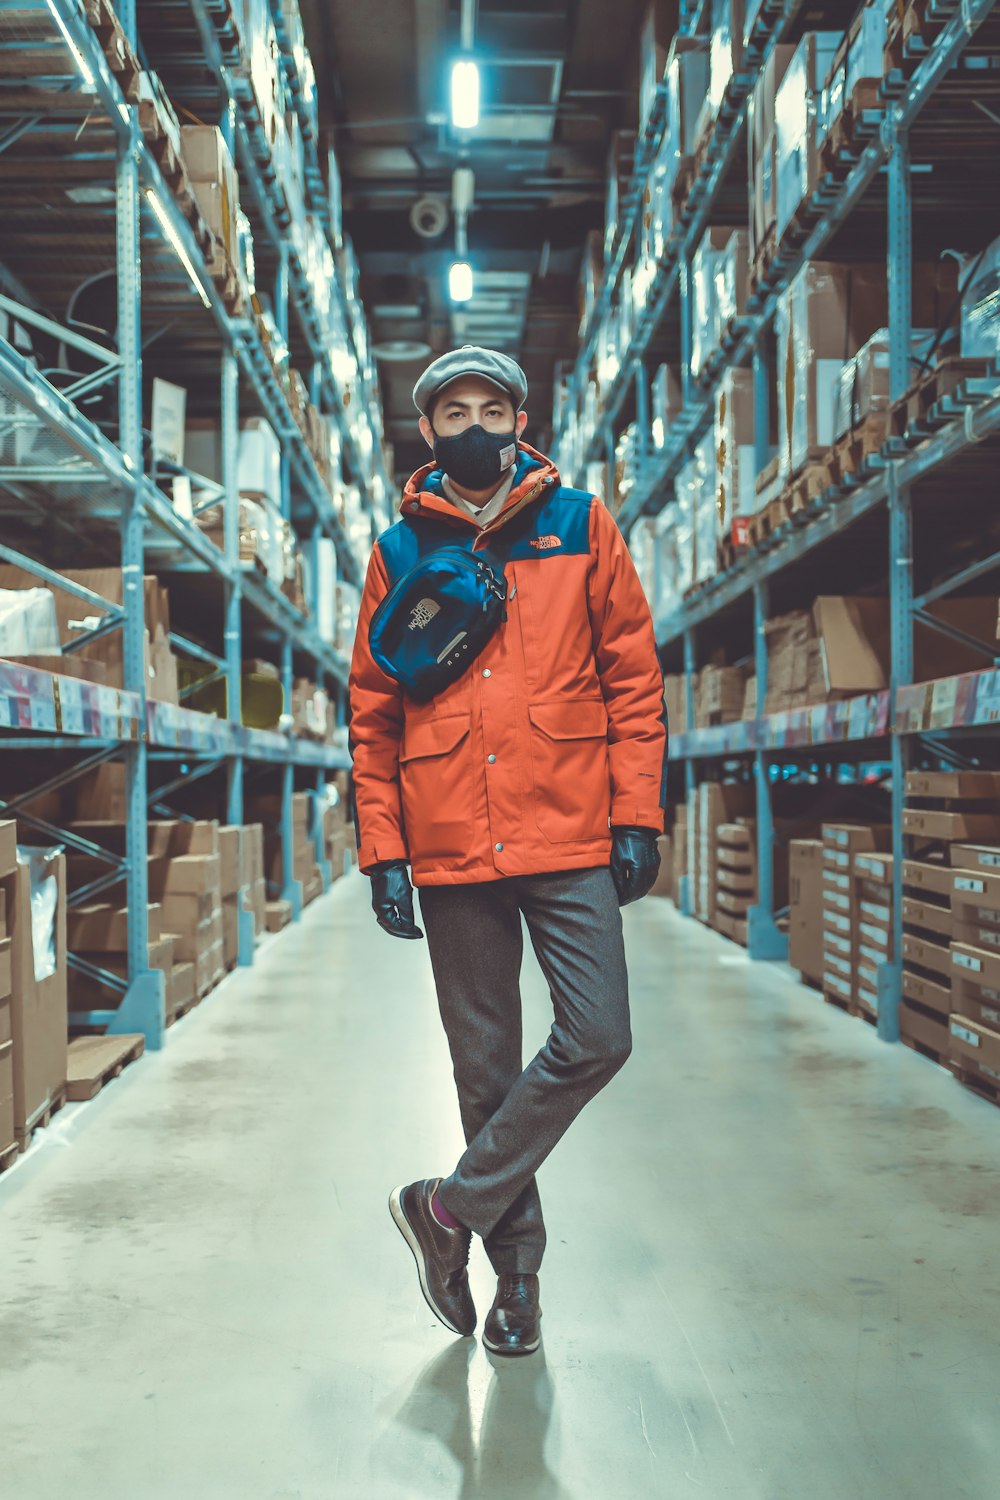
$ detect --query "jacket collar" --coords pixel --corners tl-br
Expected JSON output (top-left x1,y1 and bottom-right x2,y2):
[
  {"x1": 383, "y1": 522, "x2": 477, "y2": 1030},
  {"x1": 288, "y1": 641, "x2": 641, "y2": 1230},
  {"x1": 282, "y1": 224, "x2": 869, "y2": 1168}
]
[{"x1": 399, "y1": 442, "x2": 560, "y2": 543}]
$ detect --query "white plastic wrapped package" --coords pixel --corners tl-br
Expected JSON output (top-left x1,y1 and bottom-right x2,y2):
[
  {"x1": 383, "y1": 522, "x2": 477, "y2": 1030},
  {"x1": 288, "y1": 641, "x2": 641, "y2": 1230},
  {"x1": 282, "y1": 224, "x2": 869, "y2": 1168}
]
[
  {"x1": 674, "y1": 458, "x2": 697, "y2": 596},
  {"x1": 238, "y1": 417, "x2": 281, "y2": 508},
  {"x1": 715, "y1": 368, "x2": 757, "y2": 535},
  {"x1": 651, "y1": 363, "x2": 683, "y2": 451},
  {"x1": 692, "y1": 430, "x2": 718, "y2": 584},
  {"x1": 0, "y1": 587, "x2": 60, "y2": 656},
  {"x1": 19, "y1": 845, "x2": 60, "y2": 982},
  {"x1": 654, "y1": 506, "x2": 682, "y2": 627},
  {"x1": 775, "y1": 33, "x2": 841, "y2": 244},
  {"x1": 961, "y1": 235, "x2": 1000, "y2": 362},
  {"x1": 628, "y1": 518, "x2": 657, "y2": 611}
]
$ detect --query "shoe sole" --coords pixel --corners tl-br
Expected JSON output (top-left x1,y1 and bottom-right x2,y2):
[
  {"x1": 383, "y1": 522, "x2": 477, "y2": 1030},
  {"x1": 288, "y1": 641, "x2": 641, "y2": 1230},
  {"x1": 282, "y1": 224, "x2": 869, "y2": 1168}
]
[
  {"x1": 389, "y1": 1185, "x2": 468, "y2": 1337},
  {"x1": 482, "y1": 1331, "x2": 541, "y2": 1357}
]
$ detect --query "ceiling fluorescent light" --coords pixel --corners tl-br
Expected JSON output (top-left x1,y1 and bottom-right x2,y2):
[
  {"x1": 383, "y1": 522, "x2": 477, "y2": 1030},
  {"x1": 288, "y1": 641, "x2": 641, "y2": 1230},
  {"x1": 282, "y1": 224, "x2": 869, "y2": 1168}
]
[
  {"x1": 450, "y1": 60, "x2": 480, "y2": 130},
  {"x1": 144, "y1": 189, "x2": 213, "y2": 310},
  {"x1": 449, "y1": 261, "x2": 474, "y2": 303},
  {"x1": 45, "y1": 0, "x2": 96, "y2": 91}
]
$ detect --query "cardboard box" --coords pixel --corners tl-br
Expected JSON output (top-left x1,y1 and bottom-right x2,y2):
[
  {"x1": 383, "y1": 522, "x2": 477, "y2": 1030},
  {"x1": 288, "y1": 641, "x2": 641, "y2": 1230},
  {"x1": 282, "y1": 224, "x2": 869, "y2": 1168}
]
[
  {"x1": 903, "y1": 932, "x2": 952, "y2": 979},
  {"x1": 952, "y1": 917, "x2": 1000, "y2": 953},
  {"x1": 774, "y1": 32, "x2": 842, "y2": 243},
  {"x1": 789, "y1": 839, "x2": 824, "y2": 982},
  {"x1": 902, "y1": 896, "x2": 952, "y2": 940},
  {"x1": 950, "y1": 845, "x2": 1000, "y2": 874},
  {"x1": 218, "y1": 826, "x2": 241, "y2": 897},
  {"x1": 168, "y1": 961, "x2": 196, "y2": 1016},
  {"x1": 949, "y1": 1015, "x2": 1000, "y2": 1087},
  {"x1": 951, "y1": 942, "x2": 1000, "y2": 990},
  {"x1": 223, "y1": 893, "x2": 241, "y2": 969},
  {"x1": 0, "y1": 822, "x2": 17, "y2": 879},
  {"x1": 903, "y1": 859, "x2": 953, "y2": 900},
  {"x1": 952, "y1": 975, "x2": 1000, "y2": 1032},
  {"x1": 906, "y1": 770, "x2": 1000, "y2": 801},
  {"x1": 265, "y1": 899, "x2": 292, "y2": 933},
  {"x1": 904, "y1": 810, "x2": 1000, "y2": 844},
  {"x1": 149, "y1": 820, "x2": 219, "y2": 859},
  {"x1": 148, "y1": 854, "x2": 221, "y2": 899},
  {"x1": 952, "y1": 867, "x2": 1000, "y2": 915},
  {"x1": 902, "y1": 967, "x2": 951, "y2": 1019},
  {"x1": 67, "y1": 904, "x2": 162, "y2": 952},
  {"x1": 638, "y1": 1, "x2": 681, "y2": 135},
  {"x1": 899, "y1": 998, "x2": 950, "y2": 1057},
  {"x1": 7, "y1": 851, "x2": 67, "y2": 1143}
]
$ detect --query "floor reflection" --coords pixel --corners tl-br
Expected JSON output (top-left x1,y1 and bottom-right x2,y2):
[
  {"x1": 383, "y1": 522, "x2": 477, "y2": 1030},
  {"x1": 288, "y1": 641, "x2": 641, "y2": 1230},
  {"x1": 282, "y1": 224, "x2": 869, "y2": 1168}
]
[{"x1": 393, "y1": 1338, "x2": 576, "y2": 1499}]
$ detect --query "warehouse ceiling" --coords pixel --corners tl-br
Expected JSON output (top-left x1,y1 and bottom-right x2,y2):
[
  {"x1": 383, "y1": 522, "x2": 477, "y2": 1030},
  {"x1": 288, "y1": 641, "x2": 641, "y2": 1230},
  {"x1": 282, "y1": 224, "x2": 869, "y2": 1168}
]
[{"x1": 300, "y1": 0, "x2": 648, "y2": 481}]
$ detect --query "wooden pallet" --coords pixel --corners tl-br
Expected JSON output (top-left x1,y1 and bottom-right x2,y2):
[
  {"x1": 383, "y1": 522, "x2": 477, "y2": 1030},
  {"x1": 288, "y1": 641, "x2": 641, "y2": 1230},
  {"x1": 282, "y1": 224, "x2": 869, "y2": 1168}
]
[
  {"x1": 65, "y1": 1034, "x2": 145, "y2": 1103},
  {"x1": 821, "y1": 79, "x2": 885, "y2": 164},
  {"x1": 951, "y1": 1064, "x2": 1000, "y2": 1110},
  {"x1": 748, "y1": 493, "x2": 792, "y2": 548},
  {"x1": 823, "y1": 988, "x2": 853, "y2": 1015},
  {"x1": 16, "y1": 1087, "x2": 67, "y2": 1153},
  {"x1": 0, "y1": 1141, "x2": 19, "y2": 1179},
  {"x1": 851, "y1": 1003, "x2": 878, "y2": 1030},
  {"x1": 889, "y1": 357, "x2": 994, "y2": 445}
]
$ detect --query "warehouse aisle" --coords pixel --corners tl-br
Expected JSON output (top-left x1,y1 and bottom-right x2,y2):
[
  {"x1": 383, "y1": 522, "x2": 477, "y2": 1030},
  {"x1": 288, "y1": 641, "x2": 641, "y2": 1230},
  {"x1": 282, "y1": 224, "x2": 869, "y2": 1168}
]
[{"x1": 1, "y1": 875, "x2": 999, "y2": 1500}]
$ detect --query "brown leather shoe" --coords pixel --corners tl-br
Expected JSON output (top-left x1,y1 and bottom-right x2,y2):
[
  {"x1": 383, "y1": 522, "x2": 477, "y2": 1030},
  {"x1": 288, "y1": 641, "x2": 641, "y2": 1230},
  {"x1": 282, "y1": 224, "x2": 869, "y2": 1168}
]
[
  {"x1": 389, "y1": 1178, "x2": 476, "y2": 1336},
  {"x1": 482, "y1": 1273, "x2": 541, "y2": 1356}
]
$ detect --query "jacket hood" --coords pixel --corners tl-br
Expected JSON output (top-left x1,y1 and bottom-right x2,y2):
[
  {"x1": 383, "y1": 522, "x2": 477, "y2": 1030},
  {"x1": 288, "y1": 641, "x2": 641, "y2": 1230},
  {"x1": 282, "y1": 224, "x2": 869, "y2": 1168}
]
[{"x1": 399, "y1": 441, "x2": 561, "y2": 541}]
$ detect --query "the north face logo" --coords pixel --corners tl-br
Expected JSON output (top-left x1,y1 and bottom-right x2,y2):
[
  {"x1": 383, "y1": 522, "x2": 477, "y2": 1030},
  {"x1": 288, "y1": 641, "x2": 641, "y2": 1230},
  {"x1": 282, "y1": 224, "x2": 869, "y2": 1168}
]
[
  {"x1": 407, "y1": 598, "x2": 440, "y2": 631},
  {"x1": 530, "y1": 535, "x2": 562, "y2": 550}
]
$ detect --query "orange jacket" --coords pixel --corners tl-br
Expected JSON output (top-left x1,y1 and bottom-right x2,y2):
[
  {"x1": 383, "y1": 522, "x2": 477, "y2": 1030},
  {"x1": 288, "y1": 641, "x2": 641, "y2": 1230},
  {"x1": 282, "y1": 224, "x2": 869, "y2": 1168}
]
[{"x1": 349, "y1": 443, "x2": 667, "y2": 886}]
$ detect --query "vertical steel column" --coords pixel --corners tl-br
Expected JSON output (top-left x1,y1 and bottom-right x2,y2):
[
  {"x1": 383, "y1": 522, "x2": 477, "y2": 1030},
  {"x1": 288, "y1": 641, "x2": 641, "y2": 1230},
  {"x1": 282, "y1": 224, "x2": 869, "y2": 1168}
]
[
  {"x1": 680, "y1": 626, "x2": 697, "y2": 916},
  {"x1": 113, "y1": 16, "x2": 162, "y2": 1045},
  {"x1": 748, "y1": 580, "x2": 786, "y2": 960},
  {"x1": 222, "y1": 351, "x2": 254, "y2": 965},
  {"x1": 273, "y1": 243, "x2": 302, "y2": 916},
  {"x1": 880, "y1": 122, "x2": 914, "y2": 1045}
]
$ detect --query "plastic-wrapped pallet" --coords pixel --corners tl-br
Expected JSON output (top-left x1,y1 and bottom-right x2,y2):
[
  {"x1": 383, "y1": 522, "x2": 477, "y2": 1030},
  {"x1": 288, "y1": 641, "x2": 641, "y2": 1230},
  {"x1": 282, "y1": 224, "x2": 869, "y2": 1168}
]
[
  {"x1": 654, "y1": 507, "x2": 682, "y2": 625},
  {"x1": 674, "y1": 457, "x2": 697, "y2": 596},
  {"x1": 822, "y1": 2, "x2": 891, "y2": 151},
  {"x1": 774, "y1": 33, "x2": 842, "y2": 245},
  {"x1": 0, "y1": 588, "x2": 60, "y2": 656},
  {"x1": 706, "y1": 0, "x2": 744, "y2": 139},
  {"x1": 714, "y1": 368, "x2": 756, "y2": 540},
  {"x1": 691, "y1": 430, "x2": 717, "y2": 585}
]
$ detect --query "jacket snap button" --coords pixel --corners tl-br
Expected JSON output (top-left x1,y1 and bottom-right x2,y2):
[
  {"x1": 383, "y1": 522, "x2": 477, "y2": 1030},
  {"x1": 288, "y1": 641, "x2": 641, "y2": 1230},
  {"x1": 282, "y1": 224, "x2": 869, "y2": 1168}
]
[
  {"x1": 482, "y1": 668, "x2": 491, "y2": 678},
  {"x1": 495, "y1": 842, "x2": 503, "y2": 852},
  {"x1": 488, "y1": 754, "x2": 497, "y2": 764}
]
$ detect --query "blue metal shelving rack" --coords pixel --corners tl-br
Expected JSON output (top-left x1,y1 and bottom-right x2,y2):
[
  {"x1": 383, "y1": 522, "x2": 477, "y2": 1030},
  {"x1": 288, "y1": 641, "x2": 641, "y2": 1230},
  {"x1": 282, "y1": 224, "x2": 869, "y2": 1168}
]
[
  {"x1": 0, "y1": 0, "x2": 376, "y2": 1048},
  {"x1": 558, "y1": 0, "x2": 1000, "y2": 1040}
]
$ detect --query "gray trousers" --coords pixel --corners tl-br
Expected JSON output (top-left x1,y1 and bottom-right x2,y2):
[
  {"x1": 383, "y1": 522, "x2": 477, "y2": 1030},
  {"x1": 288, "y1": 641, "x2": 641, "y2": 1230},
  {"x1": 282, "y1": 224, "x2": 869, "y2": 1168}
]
[{"x1": 418, "y1": 867, "x2": 632, "y2": 1275}]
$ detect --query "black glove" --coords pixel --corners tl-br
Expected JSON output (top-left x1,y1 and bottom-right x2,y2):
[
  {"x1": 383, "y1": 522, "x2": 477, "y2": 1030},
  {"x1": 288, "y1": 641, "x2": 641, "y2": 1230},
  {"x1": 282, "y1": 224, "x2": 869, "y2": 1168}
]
[
  {"x1": 370, "y1": 860, "x2": 424, "y2": 940},
  {"x1": 610, "y1": 826, "x2": 661, "y2": 907}
]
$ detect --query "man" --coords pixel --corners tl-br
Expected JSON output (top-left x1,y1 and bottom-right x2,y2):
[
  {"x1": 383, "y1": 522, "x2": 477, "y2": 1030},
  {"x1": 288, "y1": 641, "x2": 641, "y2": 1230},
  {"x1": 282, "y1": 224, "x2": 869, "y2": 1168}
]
[{"x1": 349, "y1": 346, "x2": 666, "y2": 1357}]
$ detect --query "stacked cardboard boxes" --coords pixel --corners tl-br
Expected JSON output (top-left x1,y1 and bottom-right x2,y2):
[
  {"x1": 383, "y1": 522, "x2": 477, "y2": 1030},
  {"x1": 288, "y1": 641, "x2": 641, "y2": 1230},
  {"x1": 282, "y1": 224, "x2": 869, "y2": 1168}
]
[
  {"x1": 789, "y1": 838, "x2": 824, "y2": 987},
  {"x1": 247, "y1": 791, "x2": 323, "y2": 916},
  {"x1": 901, "y1": 772, "x2": 1000, "y2": 1070},
  {"x1": 0, "y1": 826, "x2": 16, "y2": 1162},
  {"x1": 149, "y1": 821, "x2": 224, "y2": 1002},
  {"x1": 950, "y1": 845, "x2": 1000, "y2": 1101},
  {"x1": 821, "y1": 823, "x2": 890, "y2": 1011},
  {"x1": 1, "y1": 829, "x2": 69, "y2": 1150},
  {"x1": 66, "y1": 902, "x2": 187, "y2": 1028},
  {"x1": 853, "y1": 852, "x2": 893, "y2": 1022},
  {"x1": 714, "y1": 822, "x2": 756, "y2": 945},
  {"x1": 900, "y1": 852, "x2": 953, "y2": 1054},
  {"x1": 689, "y1": 781, "x2": 755, "y2": 925}
]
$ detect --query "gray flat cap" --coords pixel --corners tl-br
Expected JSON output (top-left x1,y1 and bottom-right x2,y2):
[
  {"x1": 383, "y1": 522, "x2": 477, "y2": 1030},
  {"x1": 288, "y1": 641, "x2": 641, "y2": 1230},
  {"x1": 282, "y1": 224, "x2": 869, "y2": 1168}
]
[{"x1": 412, "y1": 345, "x2": 528, "y2": 416}]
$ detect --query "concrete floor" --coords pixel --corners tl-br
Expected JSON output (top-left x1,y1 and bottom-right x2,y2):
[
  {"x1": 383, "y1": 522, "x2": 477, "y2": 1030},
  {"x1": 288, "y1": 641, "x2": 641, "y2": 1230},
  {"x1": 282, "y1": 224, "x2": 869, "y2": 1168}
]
[{"x1": 2, "y1": 874, "x2": 999, "y2": 1500}]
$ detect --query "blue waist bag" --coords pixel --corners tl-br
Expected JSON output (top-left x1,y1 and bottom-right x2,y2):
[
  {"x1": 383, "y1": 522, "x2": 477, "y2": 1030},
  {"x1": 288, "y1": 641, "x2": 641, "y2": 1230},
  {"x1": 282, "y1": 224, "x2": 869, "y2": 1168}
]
[{"x1": 368, "y1": 545, "x2": 508, "y2": 703}]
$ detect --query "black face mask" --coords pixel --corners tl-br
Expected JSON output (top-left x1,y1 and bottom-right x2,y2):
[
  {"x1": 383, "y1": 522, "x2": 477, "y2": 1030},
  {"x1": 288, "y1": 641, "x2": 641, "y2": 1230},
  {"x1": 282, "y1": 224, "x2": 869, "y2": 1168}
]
[{"x1": 433, "y1": 424, "x2": 518, "y2": 492}]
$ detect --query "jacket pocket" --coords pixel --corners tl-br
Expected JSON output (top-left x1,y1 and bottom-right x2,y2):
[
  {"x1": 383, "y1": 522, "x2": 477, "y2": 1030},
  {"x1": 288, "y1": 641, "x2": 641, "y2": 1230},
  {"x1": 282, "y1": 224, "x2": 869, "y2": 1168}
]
[
  {"x1": 527, "y1": 698, "x2": 611, "y2": 843},
  {"x1": 399, "y1": 714, "x2": 474, "y2": 860}
]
